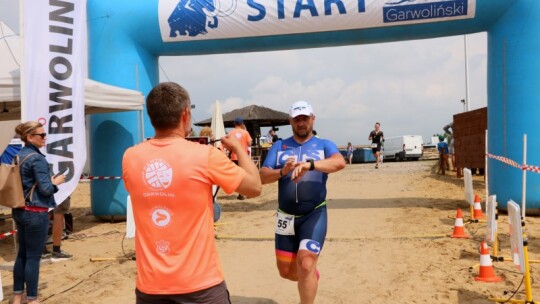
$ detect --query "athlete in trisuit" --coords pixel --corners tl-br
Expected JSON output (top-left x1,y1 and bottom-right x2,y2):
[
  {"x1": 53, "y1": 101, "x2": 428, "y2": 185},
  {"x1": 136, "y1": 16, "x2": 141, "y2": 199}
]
[{"x1": 260, "y1": 101, "x2": 345, "y2": 304}]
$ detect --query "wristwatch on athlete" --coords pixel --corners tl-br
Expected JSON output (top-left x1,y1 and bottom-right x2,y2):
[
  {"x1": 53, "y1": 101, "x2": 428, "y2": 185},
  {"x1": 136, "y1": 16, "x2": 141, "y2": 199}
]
[{"x1": 309, "y1": 158, "x2": 315, "y2": 171}]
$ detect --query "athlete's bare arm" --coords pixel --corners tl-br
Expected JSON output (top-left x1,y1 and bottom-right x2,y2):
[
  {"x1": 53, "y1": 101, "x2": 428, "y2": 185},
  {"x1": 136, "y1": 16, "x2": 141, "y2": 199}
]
[
  {"x1": 260, "y1": 157, "x2": 295, "y2": 185},
  {"x1": 291, "y1": 153, "x2": 345, "y2": 183}
]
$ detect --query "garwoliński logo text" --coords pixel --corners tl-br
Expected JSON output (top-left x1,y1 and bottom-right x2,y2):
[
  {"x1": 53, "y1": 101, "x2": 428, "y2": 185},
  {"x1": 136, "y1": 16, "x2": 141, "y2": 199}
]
[
  {"x1": 383, "y1": 0, "x2": 468, "y2": 23},
  {"x1": 143, "y1": 158, "x2": 173, "y2": 191}
]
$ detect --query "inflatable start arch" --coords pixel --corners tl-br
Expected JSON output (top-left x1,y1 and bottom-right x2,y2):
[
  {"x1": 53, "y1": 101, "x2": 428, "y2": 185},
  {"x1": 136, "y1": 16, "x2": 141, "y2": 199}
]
[{"x1": 87, "y1": 0, "x2": 540, "y2": 217}]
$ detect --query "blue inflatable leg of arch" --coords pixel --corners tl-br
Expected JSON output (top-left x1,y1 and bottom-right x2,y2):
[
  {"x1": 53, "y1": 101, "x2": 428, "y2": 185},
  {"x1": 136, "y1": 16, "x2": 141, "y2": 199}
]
[
  {"x1": 488, "y1": 1, "x2": 540, "y2": 211},
  {"x1": 87, "y1": 1, "x2": 158, "y2": 219},
  {"x1": 87, "y1": 0, "x2": 540, "y2": 217}
]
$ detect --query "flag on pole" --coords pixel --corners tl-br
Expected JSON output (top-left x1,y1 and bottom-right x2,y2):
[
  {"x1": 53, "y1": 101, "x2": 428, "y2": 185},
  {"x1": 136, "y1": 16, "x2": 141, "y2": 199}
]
[{"x1": 21, "y1": 0, "x2": 87, "y2": 205}]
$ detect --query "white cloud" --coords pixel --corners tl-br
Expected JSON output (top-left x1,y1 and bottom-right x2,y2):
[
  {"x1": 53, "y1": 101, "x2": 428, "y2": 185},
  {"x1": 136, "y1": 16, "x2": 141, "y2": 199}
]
[{"x1": 220, "y1": 97, "x2": 245, "y2": 113}]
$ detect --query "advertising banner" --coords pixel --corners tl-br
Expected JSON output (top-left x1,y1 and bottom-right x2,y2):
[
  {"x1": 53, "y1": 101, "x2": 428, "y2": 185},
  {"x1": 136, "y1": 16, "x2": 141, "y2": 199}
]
[
  {"x1": 159, "y1": 0, "x2": 476, "y2": 42},
  {"x1": 22, "y1": 0, "x2": 87, "y2": 205}
]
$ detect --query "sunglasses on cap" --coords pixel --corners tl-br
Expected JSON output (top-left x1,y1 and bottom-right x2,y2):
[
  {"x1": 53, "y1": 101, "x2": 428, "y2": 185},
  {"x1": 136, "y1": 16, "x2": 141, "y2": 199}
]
[{"x1": 31, "y1": 133, "x2": 47, "y2": 139}]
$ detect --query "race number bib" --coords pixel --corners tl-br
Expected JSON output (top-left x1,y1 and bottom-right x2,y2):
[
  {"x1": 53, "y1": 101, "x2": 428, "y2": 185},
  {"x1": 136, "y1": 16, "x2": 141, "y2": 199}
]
[
  {"x1": 275, "y1": 211, "x2": 295, "y2": 235},
  {"x1": 371, "y1": 143, "x2": 378, "y2": 148}
]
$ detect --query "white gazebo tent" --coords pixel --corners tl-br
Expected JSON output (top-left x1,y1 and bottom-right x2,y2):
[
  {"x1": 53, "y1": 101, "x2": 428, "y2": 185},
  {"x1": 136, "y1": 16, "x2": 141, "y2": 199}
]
[{"x1": 0, "y1": 21, "x2": 145, "y2": 151}]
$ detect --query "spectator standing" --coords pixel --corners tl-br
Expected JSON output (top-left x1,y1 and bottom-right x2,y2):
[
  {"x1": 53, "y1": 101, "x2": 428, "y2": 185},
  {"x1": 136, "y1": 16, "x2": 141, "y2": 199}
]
[
  {"x1": 443, "y1": 122, "x2": 456, "y2": 171},
  {"x1": 267, "y1": 129, "x2": 279, "y2": 144},
  {"x1": 122, "y1": 82, "x2": 261, "y2": 304},
  {"x1": 437, "y1": 135, "x2": 449, "y2": 175},
  {"x1": 46, "y1": 197, "x2": 73, "y2": 261},
  {"x1": 346, "y1": 142, "x2": 354, "y2": 165},
  {"x1": 228, "y1": 117, "x2": 253, "y2": 200},
  {"x1": 12, "y1": 121, "x2": 65, "y2": 304}
]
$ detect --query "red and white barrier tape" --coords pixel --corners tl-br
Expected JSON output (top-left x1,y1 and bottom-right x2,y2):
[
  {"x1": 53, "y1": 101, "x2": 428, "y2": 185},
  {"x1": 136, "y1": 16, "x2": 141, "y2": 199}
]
[
  {"x1": 0, "y1": 229, "x2": 17, "y2": 240},
  {"x1": 524, "y1": 165, "x2": 540, "y2": 173},
  {"x1": 79, "y1": 176, "x2": 122, "y2": 180},
  {"x1": 485, "y1": 153, "x2": 523, "y2": 170},
  {"x1": 486, "y1": 153, "x2": 540, "y2": 173}
]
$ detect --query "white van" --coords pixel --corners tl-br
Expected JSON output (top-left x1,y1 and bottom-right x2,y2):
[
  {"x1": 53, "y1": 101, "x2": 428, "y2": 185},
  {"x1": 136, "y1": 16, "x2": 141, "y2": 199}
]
[{"x1": 382, "y1": 135, "x2": 424, "y2": 161}]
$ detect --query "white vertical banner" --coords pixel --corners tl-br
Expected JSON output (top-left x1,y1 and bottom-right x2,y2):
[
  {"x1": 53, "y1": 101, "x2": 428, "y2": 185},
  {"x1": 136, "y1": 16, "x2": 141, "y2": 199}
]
[{"x1": 21, "y1": 0, "x2": 87, "y2": 205}]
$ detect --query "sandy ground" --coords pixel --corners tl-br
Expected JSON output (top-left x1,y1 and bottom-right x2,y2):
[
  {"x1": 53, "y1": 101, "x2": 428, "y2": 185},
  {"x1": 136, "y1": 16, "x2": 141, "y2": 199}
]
[{"x1": 1, "y1": 159, "x2": 539, "y2": 304}]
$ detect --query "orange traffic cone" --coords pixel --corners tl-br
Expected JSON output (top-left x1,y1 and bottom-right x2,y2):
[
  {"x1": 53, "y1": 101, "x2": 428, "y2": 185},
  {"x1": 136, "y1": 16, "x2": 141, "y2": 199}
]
[
  {"x1": 475, "y1": 241, "x2": 503, "y2": 282},
  {"x1": 451, "y1": 209, "x2": 469, "y2": 238},
  {"x1": 473, "y1": 194, "x2": 486, "y2": 219}
]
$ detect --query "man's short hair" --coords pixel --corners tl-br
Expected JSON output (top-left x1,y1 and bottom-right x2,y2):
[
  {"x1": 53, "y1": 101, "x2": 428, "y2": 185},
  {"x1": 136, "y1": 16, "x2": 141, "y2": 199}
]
[
  {"x1": 375, "y1": 122, "x2": 380, "y2": 126},
  {"x1": 146, "y1": 82, "x2": 190, "y2": 130}
]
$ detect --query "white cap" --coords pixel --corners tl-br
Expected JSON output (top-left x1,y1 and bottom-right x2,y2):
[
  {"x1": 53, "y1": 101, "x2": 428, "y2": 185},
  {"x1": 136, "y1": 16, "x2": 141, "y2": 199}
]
[{"x1": 289, "y1": 101, "x2": 314, "y2": 118}]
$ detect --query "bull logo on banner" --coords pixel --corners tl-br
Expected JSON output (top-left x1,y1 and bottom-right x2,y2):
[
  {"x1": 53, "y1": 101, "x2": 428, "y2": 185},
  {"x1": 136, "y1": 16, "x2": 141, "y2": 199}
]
[{"x1": 168, "y1": 0, "x2": 237, "y2": 37}]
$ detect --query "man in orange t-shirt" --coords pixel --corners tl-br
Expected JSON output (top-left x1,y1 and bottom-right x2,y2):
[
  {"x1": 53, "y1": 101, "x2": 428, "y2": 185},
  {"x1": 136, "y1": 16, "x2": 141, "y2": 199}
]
[
  {"x1": 228, "y1": 117, "x2": 252, "y2": 162},
  {"x1": 122, "y1": 82, "x2": 261, "y2": 304},
  {"x1": 228, "y1": 117, "x2": 252, "y2": 200}
]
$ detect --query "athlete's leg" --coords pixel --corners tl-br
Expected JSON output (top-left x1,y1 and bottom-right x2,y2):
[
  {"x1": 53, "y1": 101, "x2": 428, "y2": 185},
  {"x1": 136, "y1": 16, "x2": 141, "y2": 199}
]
[
  {"x1": 296, "y1": 207, "x2": 327, "y2": 304},
  {"x1": 275, "y1": 233, "x2": 299, "y2": 281},
  {"x1": 297, "y1": 243, "x2": 319, "y2": 304},
  {"x1": 276, "y1": 249, "x2": 298, "y2": 281}
]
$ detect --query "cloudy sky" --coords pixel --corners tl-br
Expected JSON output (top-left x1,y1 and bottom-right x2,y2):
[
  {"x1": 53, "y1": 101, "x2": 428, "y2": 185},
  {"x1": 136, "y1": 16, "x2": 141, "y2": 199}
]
[{"x1": 0, "y1": 0, "x2": 487, "y2": 146}]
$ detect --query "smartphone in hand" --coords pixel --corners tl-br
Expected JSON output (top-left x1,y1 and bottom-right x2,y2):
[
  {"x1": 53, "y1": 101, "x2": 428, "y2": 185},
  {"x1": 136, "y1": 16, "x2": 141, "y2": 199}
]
[{"x1": 55, "y1": 167, "x2": 68, "y2": 177}]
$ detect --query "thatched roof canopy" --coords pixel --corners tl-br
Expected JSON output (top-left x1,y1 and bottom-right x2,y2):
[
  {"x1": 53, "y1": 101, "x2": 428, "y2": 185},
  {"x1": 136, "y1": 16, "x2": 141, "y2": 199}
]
[{"x1": 195, "y1": 104, "x2": 290, "y2": 128}]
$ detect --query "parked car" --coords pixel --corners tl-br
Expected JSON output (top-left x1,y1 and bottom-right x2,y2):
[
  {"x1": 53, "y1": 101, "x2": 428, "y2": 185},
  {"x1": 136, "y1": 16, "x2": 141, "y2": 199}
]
[{"x1": 383, "y1": 135, "x2": 424, "y2": 161}]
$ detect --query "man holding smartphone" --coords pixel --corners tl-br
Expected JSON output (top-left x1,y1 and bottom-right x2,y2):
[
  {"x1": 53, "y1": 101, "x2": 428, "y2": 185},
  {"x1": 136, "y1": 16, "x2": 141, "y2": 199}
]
[{"x1": 123, "y1": 82, "x2": 261, "y2": 304}]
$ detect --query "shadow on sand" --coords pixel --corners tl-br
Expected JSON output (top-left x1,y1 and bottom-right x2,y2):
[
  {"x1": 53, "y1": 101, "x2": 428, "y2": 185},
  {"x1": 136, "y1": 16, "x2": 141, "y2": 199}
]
[
  {"x1": 456, "y1": 288, "x2": 496, "y2": 304},
  {"x1": 230, "y1": 296, "x2": 279, "y2": 304},
  {"x1": 221, "y1": 197, "x2": 467, "y2": 213},
  {"x1": 427, "y1": 162, "x2": 486, "y2": 190},
  {"x1": 67, "y1": 206, "x2": 122, "y2": 234}
]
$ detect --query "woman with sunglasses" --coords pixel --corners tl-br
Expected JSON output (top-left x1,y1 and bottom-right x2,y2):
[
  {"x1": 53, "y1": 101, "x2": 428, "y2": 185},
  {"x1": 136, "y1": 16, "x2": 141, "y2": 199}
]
[{"x1": 12, "y1": 121, "x2": 65, "y2": 304}]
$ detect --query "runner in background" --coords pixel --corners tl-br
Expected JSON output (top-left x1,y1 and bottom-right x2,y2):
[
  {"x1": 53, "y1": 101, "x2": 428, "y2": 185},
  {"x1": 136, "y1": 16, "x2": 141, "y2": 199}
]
[{"x1": 368, "y1": 122, "x2": 384, "y2": 169}]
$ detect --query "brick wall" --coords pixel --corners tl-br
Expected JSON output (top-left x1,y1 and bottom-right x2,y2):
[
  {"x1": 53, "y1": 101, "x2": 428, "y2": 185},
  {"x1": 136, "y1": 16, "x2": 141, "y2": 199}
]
[{"x1": 453, "y1": 107, "x2": 487, "y2": 169}]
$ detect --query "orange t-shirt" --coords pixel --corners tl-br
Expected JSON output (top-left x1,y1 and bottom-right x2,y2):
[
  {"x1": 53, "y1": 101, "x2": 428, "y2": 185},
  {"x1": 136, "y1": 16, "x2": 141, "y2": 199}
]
[
  {"x1": 228, "y1": 128, "x2": 252, "y2": 161},
  {"x1": 122, "y1": 138, "x2": 245, "y2": 294}
]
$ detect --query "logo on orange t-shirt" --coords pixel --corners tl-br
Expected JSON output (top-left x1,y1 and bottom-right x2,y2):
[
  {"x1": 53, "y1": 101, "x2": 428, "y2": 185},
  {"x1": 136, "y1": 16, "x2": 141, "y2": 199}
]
[
  {"x1": 156, "y1": 240, "x2": 170, "y2": 256},
  {"x1": 151, "y1": 207, "x2": 172, "y2": 228},
  {"x1": 144, "y1": 158, "x2": 173, "y2": 190}
]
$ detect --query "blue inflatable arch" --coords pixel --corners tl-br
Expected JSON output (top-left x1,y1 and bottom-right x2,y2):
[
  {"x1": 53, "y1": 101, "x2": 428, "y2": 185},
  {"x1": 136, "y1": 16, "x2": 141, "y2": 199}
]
[{"x1": 87, "y1": 0, "x2": 539, "y2": 217}]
